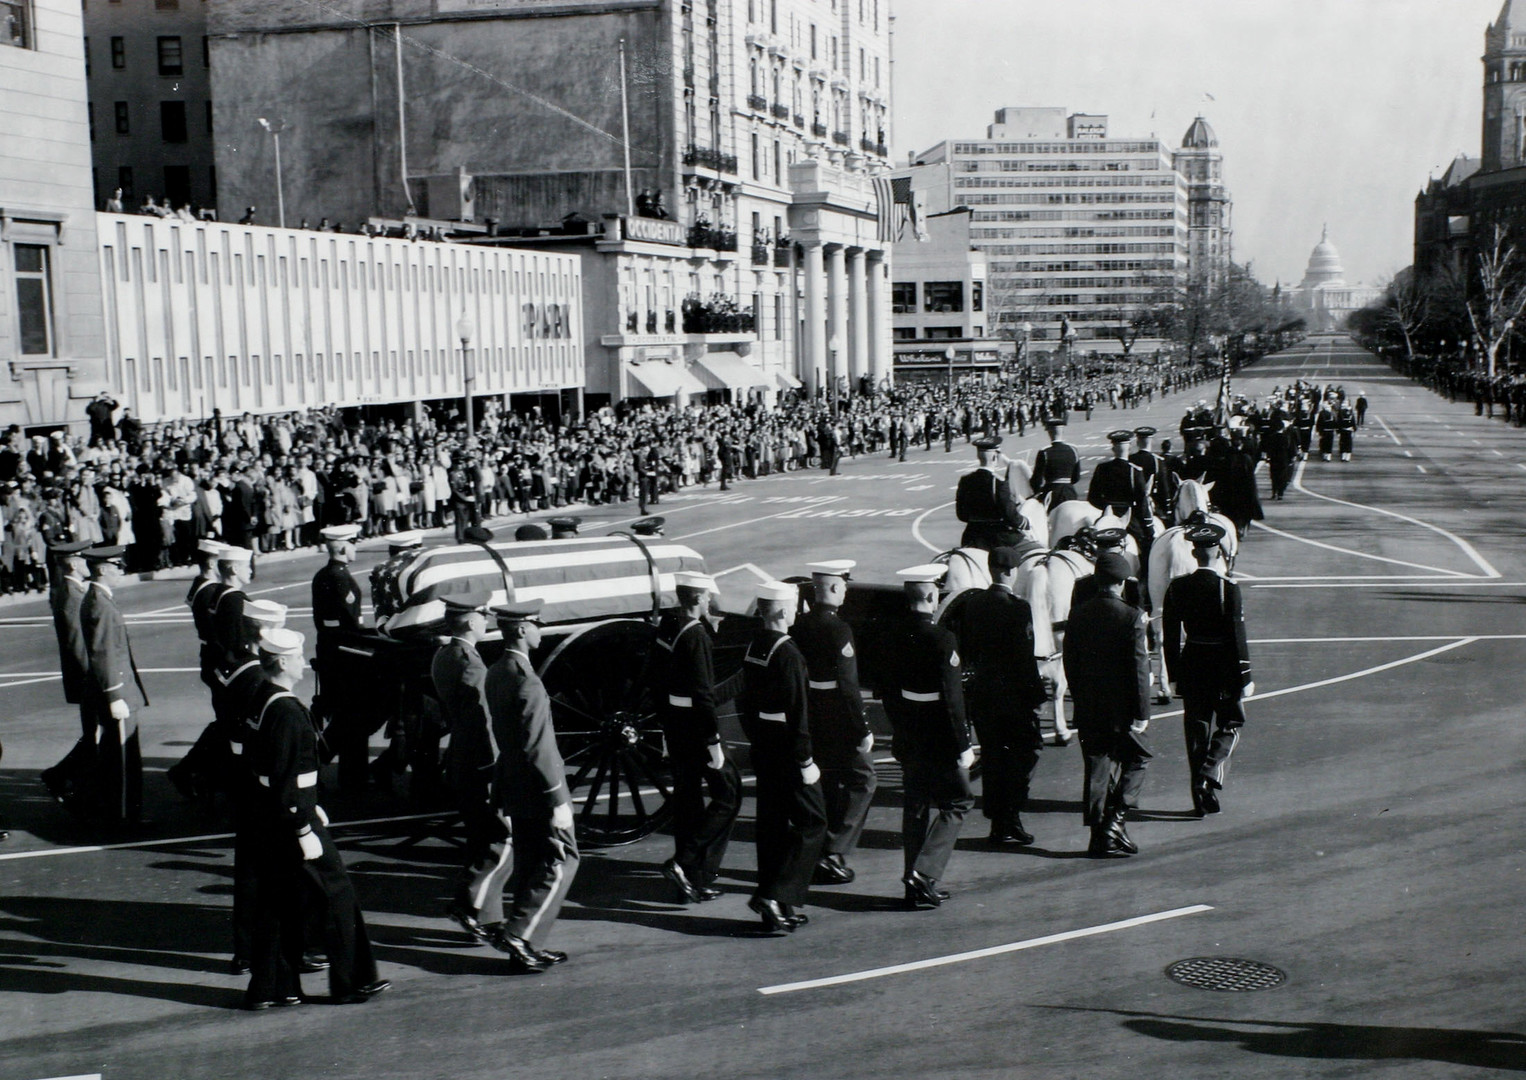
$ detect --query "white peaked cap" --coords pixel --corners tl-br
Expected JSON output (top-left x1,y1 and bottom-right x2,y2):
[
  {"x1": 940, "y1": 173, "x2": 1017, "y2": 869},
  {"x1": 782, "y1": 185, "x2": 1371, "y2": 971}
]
[
  {"x1": 243, "y1": 599, "x2": 288, "y2": 626},
  {"x1": 387, "y1": 530, "x2": 424, "y2": 550},
  {"x1": 897, "y1": 564, "x2": 947, "y2": 585},
  {"x1": 807, "y1": 559, "x2": 856, "y2": 577},
  {"x1": 673, "y1": 571, "x2": 718, "y2": 593},
  {"x1": 320, "y1": 524, "x2": 362, "y2": 542},
  {"x1": 258, "y1": 627, "x2": 305, "y2": 657},
  {"x1": 755, "y1": 580, "x2": 800, "y2": 603}
]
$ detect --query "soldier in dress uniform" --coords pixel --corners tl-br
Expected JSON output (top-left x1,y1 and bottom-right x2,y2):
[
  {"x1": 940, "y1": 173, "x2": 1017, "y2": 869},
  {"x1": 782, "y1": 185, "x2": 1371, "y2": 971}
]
[
  {"x1": 1177, "y1": 427, "x2": 1211, "y2": 482},
  {"x1": 548, "y1": 516, "x2": 581, "y2": 539},
  {"x1": 40, "y1": 540, "x2": 95, "y2": 805},
  {"x1": 432, "y1": 590, "x2": 504, "y2": 943},
  {"x1": 1161, "y1": 523, "x2": 1253, "y2": 816},
  {"x1": 1335, "y1": 403, "x2": 1357, "y2": 462},
  {"x1": 653, "y1": 571, "x2": 739, "y2": 904},
  {"x1": 789, "y1": 559, "x2": 875, "y2": 885},
  {"x1": 954, "y1": 436, "x2": 1028, "y2": 551},
  {"x1": 1315, "y1": 398, "x2": 1337, "y2": 461},
  {"x1": 957, "y1": 546, "x2": 1049, "y2": 846},
  {"x1": 883, "y1": 565, "x2": 976, "y2": 909},
  {"x1": 167, "y1": 538, "x2": 236, "y2": 800},
  {"x1": 741, "y1": 580, "x2": 827, "y2": 933},
  {"x1": 1293, "y1": 404, "x2": 1315, "y2": 460},
  {"x1": 367, "y1": 531, "x2": 424, "y2": 630},
  {"x1": 1031, "y1": 419, "x2": 1081, "y2": 506},
  {"x1": 244, "y1": 628, "x2": 388, "y2": 1008},
  {"x1": 212, "y1": 544, "x2": 256, "y2": 665},
  {"x1": 311, "y1": 523, "x2": 368, "y2": 791},
  {"x1": 1130, "y1": 427, "x2": 1177, "y2": 524},
  {"x1": 483, "y1": 600, "x2": 579, "y2": 974},
  {"x1": 1063, "y1": 553, "x2": 1151, "y2": 858},
  {"x1": 1261, "y1": 418, "x2": 1294, "y2": 501},
  {"x1": 78, "y1": 545, "x2": 147, "y2": 824},
  {"x1": 1087, "y1": 431, "x2": 1156, "y2": 565}
]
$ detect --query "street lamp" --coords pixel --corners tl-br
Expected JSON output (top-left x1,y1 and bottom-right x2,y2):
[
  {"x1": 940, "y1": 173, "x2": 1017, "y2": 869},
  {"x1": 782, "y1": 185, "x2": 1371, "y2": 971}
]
[
  {"x1": 456, "y1": 310, "x2": 476, "y2": 442},
  {"x1": 256, "y1": 118, "x2": 288, "y2": 228},
  {"x1": 944, "y1": 344, "x2": 956, "y2": 404},
  {"x1": 828, "y1": 333, "x2": 841, "y2": 412}
]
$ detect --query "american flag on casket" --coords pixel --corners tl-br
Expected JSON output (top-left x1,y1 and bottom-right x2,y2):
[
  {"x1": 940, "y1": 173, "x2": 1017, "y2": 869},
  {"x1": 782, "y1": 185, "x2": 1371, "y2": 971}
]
[{"x1": 376, "y1": 535, "x2": 709, "y2": 636}]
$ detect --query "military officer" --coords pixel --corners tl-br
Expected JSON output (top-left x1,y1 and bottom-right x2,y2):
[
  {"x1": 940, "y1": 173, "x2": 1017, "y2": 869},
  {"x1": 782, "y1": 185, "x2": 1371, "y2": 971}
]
[
  {"x1": 548, "y1": 516, "x2": 582, "y2": 539},
  {"x1": 653, "y1": 571, "x2": 739, "y2": 904},
  {"x1": 1336, "y1": 402, "x2": 1356, "y2": 462},
  {"x1": 954, "y1": 436, "x2": 1028, "y2": 551},
  {"x1": 1063, "y1": 553, "x2": 1151, "y2": 858},
  {"x1": 40, "y1": 540, "x2": 95, "y2": 805},
  {"x1": 312, "y1": 523, "x2": 368, "y2": 791},
  {"x1": 1131, "y1": 426, "x2": 1178, "y2": 524},
  {"x1": 1031, "y1": 419, "x2": 1081, "y2": 505},
  {"x1": 883, "y1": 565, "x2": 976, "y2": 909},
  {"x1": 432, "y1": 590, "x2": 504, "y2": 942},
  {"x1": 77, "y1": 546, "x2": 147, "y2": 824},
  {"x1": 1088, "y1": 430, "x2": 1156, "y2": 561},
  {"x1": 245, "y1": 628, "x2": 388, "y2": 1007},
  {"x1": 483, "y1": 600, "x2": 579, "y2": 974},
  {"x1": 1161, "y1": 523, "x2": 1253, "y2": 816},
  {"x1": 957, "y1": 546, "x2": 1049, "y2": 846},
  {"x1": 789, "y1": 559, "x2": 875, "y2": 885}
]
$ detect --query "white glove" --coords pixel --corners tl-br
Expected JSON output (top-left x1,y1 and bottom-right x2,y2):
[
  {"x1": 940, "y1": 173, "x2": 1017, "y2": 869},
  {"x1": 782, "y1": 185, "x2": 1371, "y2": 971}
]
[
  {"x1": 1130, "y1": 719, "x2": 1149, "y2": 735},
  {"x1": 1243, "y1": 681, "x2": 1256, "y2": 698},
  {"x1": 298, "y1": 831, "x2": 323, "y2": 861},
  {"x1": 957, "y1": 747, "x2": 977, "y2": 770},
  {"x1": 109, "y1": 698, "x2": 130, "y2": 721},
  {"x1": 857, "y1": 732, "x2": 874, "y2": 755},
  {"x1": 801, "y1": 761, "x2": 822, "y2": 786},
  {"x1": 551, "y1": 801, "x2": 574, "y2": 832},
  {"x1": 707, "y1": 742, "x2": 726, "y2": 771},
  {"x1": 315, "y1": 805, "x2": 329, "y2": 827}
]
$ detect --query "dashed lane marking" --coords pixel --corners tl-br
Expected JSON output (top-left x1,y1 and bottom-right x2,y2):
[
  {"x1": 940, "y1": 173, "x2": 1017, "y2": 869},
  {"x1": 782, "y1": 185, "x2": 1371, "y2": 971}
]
[
  {"x1": 1417, "y1": 465, "x2": 1427, "y2": 474},
  {"x1": 1371, "y1": 413, "x2": 1402, "y2": 445},
  {"x1": 756, "y1": 906, "x2": 1214, "y2": 995}
]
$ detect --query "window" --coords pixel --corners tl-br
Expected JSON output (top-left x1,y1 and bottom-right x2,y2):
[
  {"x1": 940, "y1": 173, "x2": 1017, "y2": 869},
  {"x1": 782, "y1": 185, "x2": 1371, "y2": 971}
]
[
  {"x1": 205, "y1": 100, "x2": 213, "y2": 134},
  {"x1": 208, "y1": 164, "x2": 216, "y2": 204},
  {"x1": 163, "y1": 164, "x2": 190, "y2": 206},
  {"x1": 88, "y1": 102, "x2": 96, "y2": 141},
  {"x1": 157, "y1": 35, "x2": 183, "y2": 76},
  {"x1": 972, "y1": 282, "x2": 984, "y2": 311},
  {"x1": 924, "y1": 281, "x2": 965, "y2": 313},
  {"x1": 118, "y1": 165, "x2": 134, "y2": 199},
  {"x1": 773, "y1": 139, "x2": 781, "y2": 185},
  {"x1": 111, "y1": 36, "x2": 124, "y2": 68},
  {"x1": 773, "y1": 293, "x2": 783, "y2": 340},
  {"x1": 84, "y1": 37, "x2": 90, "y2": 74},
  {"x1": 751, "y1": 132, "x2": 760, "y2": 180},
  {"x1": 14, "y1": 244, "x2": 54, "y2": 356},
  {"x1": 891, "y1": 281, "x2": 916, "y2": 312},
  {"x1": 114, "y1": 101, "x2": 129, "y2": 134},
  {"x1": 923, "y1": 326, "x2": 962, "y2": 340},
  {"x1": 160, "y1": 100, "x2": 186, "y2": 142},
  {"x1": 810, "y1": 23, "x2": 816, "y2": 59},
  {"x1": 893, "y1": 327, "x2": 917, "y2": 341},
  {"x1": 2, "y1": 0, "x2": 33, "y2": 49},
  {"x1": 202, "y1": 34, "x2": 209, "y2": 67}
]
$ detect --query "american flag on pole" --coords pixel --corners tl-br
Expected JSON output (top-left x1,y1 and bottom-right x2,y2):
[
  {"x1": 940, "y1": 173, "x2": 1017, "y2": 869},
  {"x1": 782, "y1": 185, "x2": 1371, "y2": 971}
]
[
  {"x1": 874, "y1": 176, "x2": 926, "y2": 244},
  {"x1": 1213, "y1": 357, "x2": 1233, "y2": 425}
]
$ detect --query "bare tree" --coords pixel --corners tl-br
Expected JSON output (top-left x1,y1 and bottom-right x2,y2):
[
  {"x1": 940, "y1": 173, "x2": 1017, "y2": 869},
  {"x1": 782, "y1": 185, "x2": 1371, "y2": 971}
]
[
  {"x1": 1460, "y1": 223, "x2": 1526, "y2": 377},
  {"x1": 1378, "y1": 268, "x2": 1429, "y2": 364}
]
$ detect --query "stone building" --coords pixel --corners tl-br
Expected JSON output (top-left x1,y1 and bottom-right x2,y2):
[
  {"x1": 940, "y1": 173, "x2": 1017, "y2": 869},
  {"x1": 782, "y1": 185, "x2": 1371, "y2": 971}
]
[
  {"x1": 1173, "y1": 115, "x2": 1232, "y2": 288},
  {"x1": 1, "y1": 0, "x2": 107, "y2": 431},
  {"x1": 890, "y1": 207, "x2": 1008, "y2": 387}
]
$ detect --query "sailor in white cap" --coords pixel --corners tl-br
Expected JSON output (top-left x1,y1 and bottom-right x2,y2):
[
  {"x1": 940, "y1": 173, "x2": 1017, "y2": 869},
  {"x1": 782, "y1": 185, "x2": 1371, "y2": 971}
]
[
  {"x1": 654, "y1": 568, "x2": 739, "y2": 905},
  {"x1": 211, "y1": 543, "x2": 255, "y2": 666},
  {"x1": 384, "y1": 530, "x2": 423, "y2": 555},
  {"x1": 313, "y1": 523, "x2": 368, "y2": 791},
  {"x1": 188, "y1": 537, "x2": 229, "y2": 624},
  {"x1": 245, "y1": 627, "x2": 388, "y2": 1008},
  {"x1": 883, "y1": 564, "x2": 975, "y2": 909},
  {"x1": 740, "y1": 579, "x2": 826, "y2": 933},
  {"x1": 790, "y1": 560, "x2": 875, "y2": 886}
]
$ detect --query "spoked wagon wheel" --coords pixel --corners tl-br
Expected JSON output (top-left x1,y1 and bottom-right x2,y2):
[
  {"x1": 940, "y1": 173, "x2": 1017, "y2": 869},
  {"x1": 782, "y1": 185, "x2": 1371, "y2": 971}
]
[{"x1": 538, "y1": 619, "x2": 673, "y2": 847}]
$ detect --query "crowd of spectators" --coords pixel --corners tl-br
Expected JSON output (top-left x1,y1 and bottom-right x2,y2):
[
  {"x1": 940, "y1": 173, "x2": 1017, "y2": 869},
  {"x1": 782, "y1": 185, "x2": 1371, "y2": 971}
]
[
  {"x1": 0, "y1": 357, "x2": 1219, "y2": 594},
  {"x1": 105, "y1": 187, "x2": 460, "y2": 242}
]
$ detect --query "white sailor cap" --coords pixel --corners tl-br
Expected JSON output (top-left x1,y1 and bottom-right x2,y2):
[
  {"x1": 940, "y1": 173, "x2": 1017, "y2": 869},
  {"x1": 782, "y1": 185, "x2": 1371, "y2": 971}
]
[
  {"x1": 198, "y1": 538, "x2": 230, "y2": 556},
  {"x1": 320, "y1": 524, "x2": 362, "y2": 543},
  {"x1": 896, "y1": 564, "x2": 947, "y2": 585},
  {"x1": 673, "y1": 571, "x2": 718, "y2": 594},
  {"x1": 243, "y1": 599, "x2": 288, "y2": 626},
  {"x1": 386, "y1": 530, "x2": 424, "y2": 552},
  {"x1": 257, "y1": 627, "x2": 305, "y2": 657},
  {"x1": 217, "y1": 545, "x2": 254, "y2": 565},
  {"x1": 806, "y1": 559, "x2": 856, "y2": 578},
  {"x1": 755, "y1": 580, "x2": 800, "y2": 603}
]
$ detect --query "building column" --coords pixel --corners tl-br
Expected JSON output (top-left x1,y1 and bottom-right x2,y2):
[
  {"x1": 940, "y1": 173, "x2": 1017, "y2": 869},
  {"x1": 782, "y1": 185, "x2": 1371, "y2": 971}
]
[
  {"x1": 826, "y1": 243, "x2": 847, "y2": 395},
  {"x1": 802, "y1": 242, "x2": 826, "y2": 397},
  {"x1": 847, "y1": 247, "x2": 868, "y2": 391},
  {"x1": 866, "y1": 250, "x2": 887, "y2": 387}
]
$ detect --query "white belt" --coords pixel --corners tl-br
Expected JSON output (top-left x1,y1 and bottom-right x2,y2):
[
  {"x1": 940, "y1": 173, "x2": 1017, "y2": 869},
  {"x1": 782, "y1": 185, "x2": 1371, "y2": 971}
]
[
  {"x1": 296, "y1": 771, "x2": 318, "y2": 789},
  {"x1": 256, "y1": 775, "x2": 271, "y2": 787},
  {"x1": 320, "y1": 619, "x2": 342, "y2": 628},
  {"x1": 668, "y1": 694, "x2": 693, "y2": 708},
  {"x1": 758, "y1": 711, "x2": 786, "y2": 723},
  {"x1": 229, "y1": 743, "x2": 242, "y2": 756},
  {"x1": 902, "y1": 689, "x2": 941, "y2": 703},
  {"x1": 808, "y1": 680, "x2": 839, "y2": 691}
]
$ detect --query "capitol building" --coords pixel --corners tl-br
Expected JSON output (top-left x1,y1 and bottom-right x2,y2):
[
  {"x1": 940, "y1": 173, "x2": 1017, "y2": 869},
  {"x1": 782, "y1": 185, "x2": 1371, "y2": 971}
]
[{"x1": 1285, "y1": 227, "x2": 1382, "y2": 331}]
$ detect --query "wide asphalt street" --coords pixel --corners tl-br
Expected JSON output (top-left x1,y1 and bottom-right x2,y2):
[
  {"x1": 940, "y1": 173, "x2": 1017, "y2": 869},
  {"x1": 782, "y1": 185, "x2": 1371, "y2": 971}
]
[{"x1": 1, "y1": 334, "x2": 1523, "y2": 1078}]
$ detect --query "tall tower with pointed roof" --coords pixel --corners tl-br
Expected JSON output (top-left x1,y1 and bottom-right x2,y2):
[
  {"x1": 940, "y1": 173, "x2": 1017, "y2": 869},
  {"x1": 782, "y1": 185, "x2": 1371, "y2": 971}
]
[
  {"x1": 1482, "y1": 0, "x2": 1526, "y2": 171},
  {"x1": 1173, "y1": 116, "x2": 1233, "y2": 286}
]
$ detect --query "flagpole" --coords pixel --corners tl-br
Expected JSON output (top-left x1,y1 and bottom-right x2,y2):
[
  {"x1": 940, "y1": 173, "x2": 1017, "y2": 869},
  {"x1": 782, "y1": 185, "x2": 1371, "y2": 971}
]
[{"x1": 619, "y1": 39, "x2": 635, "y2": 217}]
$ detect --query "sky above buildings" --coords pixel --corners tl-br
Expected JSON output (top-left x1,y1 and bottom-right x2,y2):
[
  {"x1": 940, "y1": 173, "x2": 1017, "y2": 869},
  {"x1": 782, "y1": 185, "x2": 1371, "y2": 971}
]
[{"x1": 891, "y1": 0, "x2": 1501, "y2": 290}]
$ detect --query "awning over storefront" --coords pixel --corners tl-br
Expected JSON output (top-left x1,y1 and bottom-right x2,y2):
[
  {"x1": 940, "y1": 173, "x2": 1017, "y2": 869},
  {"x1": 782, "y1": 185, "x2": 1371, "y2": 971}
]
[
  {"x1": 692, "y1": 351, "x2": 771, "y2": 391},
  {"x1": 626, "y1": 361, "x2": 708, "y2": 399},
  {"x1": 773, "y1": 369, "x2": 803, "y2": 390}
]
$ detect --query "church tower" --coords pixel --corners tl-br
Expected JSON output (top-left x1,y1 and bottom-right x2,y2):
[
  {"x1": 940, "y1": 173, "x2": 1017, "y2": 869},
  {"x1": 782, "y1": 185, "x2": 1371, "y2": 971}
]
[
  {"x1": 1482, "y1": 0, "x2": 1526, "y2": 171},
  {"x1": 1174, "y1": 116, "x2": 1233, "y2": 286}
]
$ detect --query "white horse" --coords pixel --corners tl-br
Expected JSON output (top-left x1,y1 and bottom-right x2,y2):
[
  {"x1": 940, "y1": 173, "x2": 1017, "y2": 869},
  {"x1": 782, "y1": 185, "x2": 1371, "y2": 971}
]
[
  {"x1": 1014, "y1": 546, "x2": 1094, "y2": 744},
  {"x1": 936, "y1": 546, "x2": 991, "y2": 604},
  {"x1": 1145, "y1": 479, "x2": 1240, "y2": 702}
]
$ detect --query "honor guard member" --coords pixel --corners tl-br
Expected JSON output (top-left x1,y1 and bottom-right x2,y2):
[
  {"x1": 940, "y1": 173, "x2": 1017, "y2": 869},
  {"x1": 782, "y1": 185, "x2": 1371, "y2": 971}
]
[
  {"x1": 548, "y1": 516, "x2": 582, "y2": 539},
  {"x1": 167, "y1": 539, "x2": 237, "y2": 799},
  {"x1": 1293, "y1": 404, "x2": 1315, "y2": 460},
  {"x1": 741, "y1": 580, "x2": 828, "y2": 933},
  {"x1": 245, "y1": 628, "x2": 388, "y2": 1008},
  {"x1": 432, "y1": 590, "x2": 504, "y2": 943},
  {"x1": 1335, "y1": 402, "x2": 1356, "y2": 462},
  {"x1": 1177, "y1": 427, "x2": 1211, "y2": 482},
  {"x1": 790, "y1": 560, "x2": 876, "y2": 885},
  {"x1": 483, "y1": 600, "x2": 579, "y2": 974},
  {"x1": 954, "y1": 436, "x2": 1028, "y2": 551},
  {"x1": 1031, "y1": 419, "x2": 1081, "y2": 506},
  {"x1": 957, "y1": 546, "x2": 1049, "y2": 847},
  {"x1": 368, "y1": 531, "x2": 424, "y2": 629},
  {"x1": 78, "y1": 546, "x2": 147, "y2": 823},
  {"x1": 312, "y1": 523, "x2": 368, "y2": 791},
  {"x1": 514, "y1": 523, "x2": 549, "y2": 542},
  {"x1": 629, "y1": 516, "x2": 666, "y2": 537},
  {"x1": 884, "y1": 565, "x2": 976, "y2": 909},
  {"x1": 1131, "y1": 427, "x2": 1178, "y2": 524},
  {"x1": 1161, "y1": 523, "x2": 1253, "y2": 816},
  {"x1": 654, "y1": 571, "x2": 739, "y2": 903},
  {"x1": 40, "y1": 541, "x2": 95, "y2": 805},
  {"x1": 1088, "y1": 431, "x2": 1156, "y2": 560},
  {"x1": 1315, "y1": 398, "x2": 1337, "y2": 461},
  {"x1": 1063, "y1": 552, "x2": 1152, "y2": 858},
  {"x1": 212, "y1": 544, "x2": 257, "y2": 665}
]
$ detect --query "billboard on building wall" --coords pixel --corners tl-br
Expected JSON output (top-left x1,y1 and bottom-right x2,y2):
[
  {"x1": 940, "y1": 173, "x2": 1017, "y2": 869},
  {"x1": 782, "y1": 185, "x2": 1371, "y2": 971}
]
[{"x1": 436, "y1": 0, "x2": 654, "y2": 14}]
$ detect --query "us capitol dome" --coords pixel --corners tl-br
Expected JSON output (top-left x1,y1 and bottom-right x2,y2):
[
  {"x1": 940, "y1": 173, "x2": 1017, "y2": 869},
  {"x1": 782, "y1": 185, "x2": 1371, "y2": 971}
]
[{"x1": 1287, "y1": 227, "x2": 1379, "y2": 331}]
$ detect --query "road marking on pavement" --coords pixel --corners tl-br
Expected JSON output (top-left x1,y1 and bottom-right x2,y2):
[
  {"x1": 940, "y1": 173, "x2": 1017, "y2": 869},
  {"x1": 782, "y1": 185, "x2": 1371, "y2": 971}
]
[
  {"x1": 714, "y1": 563, "x2": 773, "y2": 583},
  {"x1": 1493, "y1": 449, "x2": 1506, "y2": 457},
  {"x1": 1403, "y1": 450, "x2": 1413, "y2": 457},
  {"x1": 670, "y1": 500, "x2": 846, "y2": 542},
  {"x1": 756, "y1": 905, "x2": 1214, "y2": 995},
  {"x1": 912, "y1": 501, "x2": 956, "y2": 553},
  {"x1": 1252, "y1": 519, "x2": 1466, "y2": 577},
  {"x1": 1371, "y1": 414, "x2": 1402, "y2": 445},
  {"x1": 1249, "y1": 634, "x2": 1526, "y2": 644},
  {"x1": 1416, "y1": 465, "x2": 1427, "y2": 473},
  {"x1": 1518, "y1": 463, "x2": 1526, "y2": 471},
  {"x1": 1252, "y1": 579, "x2": 1526, "y2": 589}
]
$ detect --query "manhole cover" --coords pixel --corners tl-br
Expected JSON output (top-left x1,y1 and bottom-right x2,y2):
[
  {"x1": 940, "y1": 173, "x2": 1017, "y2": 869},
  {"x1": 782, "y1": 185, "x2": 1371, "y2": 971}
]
[{"x1": 1166, "y1": 957, "x2": 1287, "y2": 992}]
